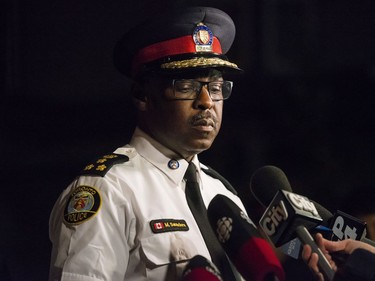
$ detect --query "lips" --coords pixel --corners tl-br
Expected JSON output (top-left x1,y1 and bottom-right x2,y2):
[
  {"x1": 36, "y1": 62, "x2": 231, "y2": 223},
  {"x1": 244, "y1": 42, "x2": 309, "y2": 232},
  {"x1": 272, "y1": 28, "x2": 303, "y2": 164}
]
[
  {"x1": 191, "y1": 112, "x2": 217, "y2": 130},
  {"x1": 192, "y1": 118, "x2": 215, "y2": 128}
]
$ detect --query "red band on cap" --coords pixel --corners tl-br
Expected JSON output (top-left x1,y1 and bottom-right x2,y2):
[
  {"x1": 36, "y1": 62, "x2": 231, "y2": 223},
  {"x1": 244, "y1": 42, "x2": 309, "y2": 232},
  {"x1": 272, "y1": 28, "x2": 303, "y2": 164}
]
[{"x1": 131, "y1": 35, "x2": 222, "y2": 76}]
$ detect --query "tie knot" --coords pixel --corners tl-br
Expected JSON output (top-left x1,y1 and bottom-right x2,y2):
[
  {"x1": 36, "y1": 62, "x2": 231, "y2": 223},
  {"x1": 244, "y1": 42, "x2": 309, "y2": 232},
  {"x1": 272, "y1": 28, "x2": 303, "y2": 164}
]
[{"x1": 184, "y1": 162, "x2": 198, "y2": 183}]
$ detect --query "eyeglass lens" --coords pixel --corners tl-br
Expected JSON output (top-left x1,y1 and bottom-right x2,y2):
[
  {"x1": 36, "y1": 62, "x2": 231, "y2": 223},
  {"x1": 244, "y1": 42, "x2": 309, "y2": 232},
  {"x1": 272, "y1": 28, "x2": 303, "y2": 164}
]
[{"x1": 173, "y1": 80, "x2": 233, "y2": 100}]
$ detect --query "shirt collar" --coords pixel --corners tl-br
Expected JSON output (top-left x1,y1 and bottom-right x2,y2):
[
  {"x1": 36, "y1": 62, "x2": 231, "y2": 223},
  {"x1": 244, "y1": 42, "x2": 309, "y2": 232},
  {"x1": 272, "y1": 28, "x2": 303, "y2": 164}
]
[{"x1": 129, "y1": 127, "x2": 201, "y2": 185}]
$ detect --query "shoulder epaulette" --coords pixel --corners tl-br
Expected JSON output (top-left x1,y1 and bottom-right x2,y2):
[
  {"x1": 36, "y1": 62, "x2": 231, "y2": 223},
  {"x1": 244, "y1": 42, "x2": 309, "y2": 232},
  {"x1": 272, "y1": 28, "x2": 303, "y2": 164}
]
[
  {"x1": 79, "y1": 153, "x2": 129, "y2": 177},
  {"x1": 201, "y1": 165, "x2": 238, "y2": 195}
]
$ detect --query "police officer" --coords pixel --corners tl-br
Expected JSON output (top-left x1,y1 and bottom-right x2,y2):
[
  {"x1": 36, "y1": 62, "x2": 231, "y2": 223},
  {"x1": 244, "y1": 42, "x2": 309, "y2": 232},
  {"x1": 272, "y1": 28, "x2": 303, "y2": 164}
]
[{"x1": 49, "y1": 6, "x2": 247, "y2": 281}]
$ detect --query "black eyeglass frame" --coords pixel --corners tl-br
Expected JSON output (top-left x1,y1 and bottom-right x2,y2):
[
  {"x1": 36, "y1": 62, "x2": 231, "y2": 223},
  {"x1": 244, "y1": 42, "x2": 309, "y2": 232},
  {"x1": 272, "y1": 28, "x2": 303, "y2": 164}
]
[{"x1": 170, "y1": 79, "x2": 233, "y2": 101}]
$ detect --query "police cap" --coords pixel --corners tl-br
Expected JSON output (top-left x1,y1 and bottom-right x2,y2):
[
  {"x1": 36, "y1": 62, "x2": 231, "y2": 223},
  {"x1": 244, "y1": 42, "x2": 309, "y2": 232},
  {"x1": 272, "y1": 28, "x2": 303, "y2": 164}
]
[{"x1": 113, "y1": 6, "x2": 242, "y2": 79}]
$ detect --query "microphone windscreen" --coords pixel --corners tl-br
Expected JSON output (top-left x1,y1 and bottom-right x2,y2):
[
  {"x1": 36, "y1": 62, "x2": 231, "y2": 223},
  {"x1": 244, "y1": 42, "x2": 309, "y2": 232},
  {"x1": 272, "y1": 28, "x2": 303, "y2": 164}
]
[
  {"x1": 208, "y1": 194, "x2": 285, "y2": 281},
  {"x1": 182, "y1": 255, "x2": 223, "y2": 281},
  {"x1": 235, "y1": 236, "x2": 285, "y2": 281},
  {"x1": 250, "y1": 165, "x2": 292, "y2": 207},
  {"x1": 208, "y1": 194, "x2": 260, "y2": 256}
]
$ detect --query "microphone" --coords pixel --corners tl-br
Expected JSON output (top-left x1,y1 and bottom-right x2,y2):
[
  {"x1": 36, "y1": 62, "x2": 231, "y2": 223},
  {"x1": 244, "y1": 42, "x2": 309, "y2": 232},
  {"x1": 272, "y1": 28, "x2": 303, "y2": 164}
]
[
  {"x1": 182, "y1": 255, "x2": 223, "y2": 281},
  {"x1": 330, "y1": 210, "x2": 366, "y2": 241},
  {"x1": 250, "y1": 167, "x2": 333, "y2": 228},
  {"x1": 250, "y1": 165, "x2": 292, "y2": 208},
  {"x1": 258, "y1": 188, "x2": 323, "y2": 246},
  {"x1": 329, "y1": 210, "x2": 375, "y2": 247},
  {"x1": 251, "y1": 167, "x2": 375, "y2": 248},
  {"x1": 251, "y1": 166, "x2": 335, "y2": 280},
  {"x1": 207, "y1": 194, "x2": 285, "y2": 281}
]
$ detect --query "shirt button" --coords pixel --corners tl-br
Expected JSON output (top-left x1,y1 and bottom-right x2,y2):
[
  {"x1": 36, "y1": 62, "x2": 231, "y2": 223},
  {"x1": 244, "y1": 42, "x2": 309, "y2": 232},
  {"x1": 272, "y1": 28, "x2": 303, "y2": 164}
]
[{"x1": 178, "y1": 249, "x2": 186, "y2": 258}]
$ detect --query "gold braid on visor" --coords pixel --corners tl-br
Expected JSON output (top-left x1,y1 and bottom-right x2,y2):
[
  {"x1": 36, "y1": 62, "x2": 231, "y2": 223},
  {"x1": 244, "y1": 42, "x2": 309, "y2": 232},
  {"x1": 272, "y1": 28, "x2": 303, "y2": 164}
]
[{"x1": 161, "y1": 57, "x2": 239, "y2": 69}]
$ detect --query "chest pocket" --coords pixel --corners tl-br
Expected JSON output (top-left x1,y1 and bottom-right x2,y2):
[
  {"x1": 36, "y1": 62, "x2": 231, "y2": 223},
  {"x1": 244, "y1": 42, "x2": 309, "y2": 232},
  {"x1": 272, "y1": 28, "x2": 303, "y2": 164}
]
[{"x1": 140, "y1": 232, "x2": 202, "y2": 279}]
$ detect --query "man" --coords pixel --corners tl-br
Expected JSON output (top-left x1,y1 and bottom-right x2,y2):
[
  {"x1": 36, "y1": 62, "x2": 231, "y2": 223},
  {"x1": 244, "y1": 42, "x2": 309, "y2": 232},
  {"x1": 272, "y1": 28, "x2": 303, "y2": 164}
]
[{"x1": 49, "y1": 6, "x2": 248, "y2": 281}]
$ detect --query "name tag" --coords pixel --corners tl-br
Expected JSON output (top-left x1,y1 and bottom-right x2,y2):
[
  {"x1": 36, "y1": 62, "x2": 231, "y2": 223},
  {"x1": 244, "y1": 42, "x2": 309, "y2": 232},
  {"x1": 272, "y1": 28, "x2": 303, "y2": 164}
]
[{"x1": 150, "y1": 219, "x2": 189, "y2": 233}]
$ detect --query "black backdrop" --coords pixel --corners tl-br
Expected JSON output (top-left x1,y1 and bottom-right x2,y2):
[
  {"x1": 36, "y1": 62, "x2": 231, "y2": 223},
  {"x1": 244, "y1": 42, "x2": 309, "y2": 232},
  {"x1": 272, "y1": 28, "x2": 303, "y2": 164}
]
[{"x1": 2, "y1": 0, "x2": 375, "y2": 280}]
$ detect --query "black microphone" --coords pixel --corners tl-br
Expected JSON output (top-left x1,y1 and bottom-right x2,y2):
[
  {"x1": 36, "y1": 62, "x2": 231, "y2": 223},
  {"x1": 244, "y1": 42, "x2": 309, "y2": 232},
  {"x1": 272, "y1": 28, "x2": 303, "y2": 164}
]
[
  {"x1": 308, "y1": 208, "x2": 375, "y2": 249},
  {"x1": 329, "y1": 210, "x2": 375, "y2": 247},
  {"x1": 182, "y1": 255, "x2": 223, "y2": 281},
  {"x1": 330, "y1": 210, "x2": 366, "y2": 241},
  {"x1": 250, "y1": 165, "x2": 292, "y2": 208},
  {"x1": 251, "y1": 166, "x2": 335, "y2": 281},
  {"x1": 207, "y1": 194, "x2": 285, "y2": 281}
]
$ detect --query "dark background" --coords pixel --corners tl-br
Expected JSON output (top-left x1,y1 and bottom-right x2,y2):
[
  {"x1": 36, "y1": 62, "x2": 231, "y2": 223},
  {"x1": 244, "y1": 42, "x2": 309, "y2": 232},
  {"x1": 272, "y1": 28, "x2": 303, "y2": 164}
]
[{"x1": 2, "y1": 0, "x2": 375, "y2": 280}]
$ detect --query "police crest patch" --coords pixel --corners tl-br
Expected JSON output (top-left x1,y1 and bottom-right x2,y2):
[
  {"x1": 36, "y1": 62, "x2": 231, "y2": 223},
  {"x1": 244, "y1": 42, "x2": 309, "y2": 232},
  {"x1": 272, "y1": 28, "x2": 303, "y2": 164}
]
[{"x1": 63, "y1": 185, "x2": 101, "y2": 225}]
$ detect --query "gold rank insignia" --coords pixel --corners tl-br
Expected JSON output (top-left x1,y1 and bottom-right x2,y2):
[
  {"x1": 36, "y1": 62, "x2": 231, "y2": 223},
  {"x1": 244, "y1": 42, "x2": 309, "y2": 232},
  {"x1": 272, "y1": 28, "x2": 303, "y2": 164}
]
[
  {"x1": 79, "y1": 153, "x2": 129, "y2": 177},
  {"x1": 63, "y1": 185, "x2": 101, "y2": 225}
]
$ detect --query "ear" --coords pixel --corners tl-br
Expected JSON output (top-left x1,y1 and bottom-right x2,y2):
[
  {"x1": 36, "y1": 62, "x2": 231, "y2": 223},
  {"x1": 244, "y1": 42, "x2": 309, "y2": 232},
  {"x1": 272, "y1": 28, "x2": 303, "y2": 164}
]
[
  {"x1": 131, "y1": 82, "x2": 148, "y2": 111},
  {"x1": 133, "y1": 96, "x2": 148, "y2": 111}
]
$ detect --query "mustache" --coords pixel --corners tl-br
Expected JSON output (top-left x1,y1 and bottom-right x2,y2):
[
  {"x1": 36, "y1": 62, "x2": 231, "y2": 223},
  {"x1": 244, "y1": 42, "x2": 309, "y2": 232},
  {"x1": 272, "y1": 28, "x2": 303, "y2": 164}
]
[{"x1": 190, "y1": 112, "x2": 218, "y2": 127}]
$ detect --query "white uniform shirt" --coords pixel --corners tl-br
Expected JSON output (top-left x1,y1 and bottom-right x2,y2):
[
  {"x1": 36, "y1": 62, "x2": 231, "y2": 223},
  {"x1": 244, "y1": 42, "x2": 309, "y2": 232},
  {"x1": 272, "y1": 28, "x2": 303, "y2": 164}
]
[{"x1": 49, "y1": 127, "x2": 248, "y2": 281}]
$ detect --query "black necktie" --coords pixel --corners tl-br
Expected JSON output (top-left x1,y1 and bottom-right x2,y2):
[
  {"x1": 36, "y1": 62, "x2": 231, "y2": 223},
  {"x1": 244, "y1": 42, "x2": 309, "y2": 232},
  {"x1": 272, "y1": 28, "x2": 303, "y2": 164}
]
[{"x1": 184, "y1": 162, "x2": 239, "y2": 281}]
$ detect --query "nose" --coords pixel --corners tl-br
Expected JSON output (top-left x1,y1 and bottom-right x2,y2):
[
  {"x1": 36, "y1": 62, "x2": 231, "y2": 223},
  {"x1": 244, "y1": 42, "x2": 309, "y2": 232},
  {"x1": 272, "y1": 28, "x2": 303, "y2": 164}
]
[{"x1": 194, "y1": 86, "x2": 214, "y2": 109}]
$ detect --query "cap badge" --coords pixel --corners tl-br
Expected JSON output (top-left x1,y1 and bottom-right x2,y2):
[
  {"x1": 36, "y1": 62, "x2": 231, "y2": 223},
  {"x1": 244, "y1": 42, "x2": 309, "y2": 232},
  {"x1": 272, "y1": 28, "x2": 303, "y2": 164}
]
[{"x1": 193, "y1": 23, "x2": 213, "y2": 52}]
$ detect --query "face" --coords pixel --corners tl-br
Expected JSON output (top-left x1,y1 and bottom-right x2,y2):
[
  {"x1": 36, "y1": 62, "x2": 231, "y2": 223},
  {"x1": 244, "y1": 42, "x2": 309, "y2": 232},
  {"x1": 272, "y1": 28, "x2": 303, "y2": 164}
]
[{"x1": 136, "y1": 71, "x2": 225, "y2": 161}]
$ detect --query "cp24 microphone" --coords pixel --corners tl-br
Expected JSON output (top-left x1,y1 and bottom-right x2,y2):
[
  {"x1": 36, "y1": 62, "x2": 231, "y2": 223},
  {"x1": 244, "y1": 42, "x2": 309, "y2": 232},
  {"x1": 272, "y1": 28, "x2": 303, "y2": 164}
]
[
  {"x1": 330, "y1": 210, "x2": 366, "y2": 241},
  {"x1": 182, "y1": 255, "x2": 223, "y2": 281},
  {"x1": 207, "y1": 194, "x2": 285, "y2": 281},
  {"x1": 330, "y1": 210, "x2": 375, "y2": 247},
  {"x1": 329, "y1": 210, "x2": 375, "y2": 247},
  {"x1": 251, "y1": 166, "x2": 335, "y2": 281}
]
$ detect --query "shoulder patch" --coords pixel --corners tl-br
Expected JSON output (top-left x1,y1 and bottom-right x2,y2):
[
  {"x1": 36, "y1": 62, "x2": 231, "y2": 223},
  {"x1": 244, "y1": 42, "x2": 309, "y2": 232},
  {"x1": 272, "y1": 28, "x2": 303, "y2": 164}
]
[
  {"x1": 201, "y1": 165, "x2": 238, "y2": 195},
  {"x1": 63, "y1": 185, "x2": 101, "y2": 225},
  {"x1": 80, "y1": 153, "x2": 129, "y2": 177}
]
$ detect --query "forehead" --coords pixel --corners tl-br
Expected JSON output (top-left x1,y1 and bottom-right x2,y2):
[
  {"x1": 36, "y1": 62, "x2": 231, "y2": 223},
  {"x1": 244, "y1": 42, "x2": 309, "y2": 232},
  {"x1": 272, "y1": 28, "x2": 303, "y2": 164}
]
[
  {"x1": 144, "y1": 68, "x2": 224, "y2": 82},
  {"x1": 175, "y1": 69, "x2": 224, "y2": 80}
]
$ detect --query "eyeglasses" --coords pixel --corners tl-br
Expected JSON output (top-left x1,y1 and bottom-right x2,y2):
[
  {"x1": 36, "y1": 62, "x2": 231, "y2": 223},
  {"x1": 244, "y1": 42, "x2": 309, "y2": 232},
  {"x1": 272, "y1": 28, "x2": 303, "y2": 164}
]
[{"x1": 171, "y1": 79, "x2": 233, "y2": 101}]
